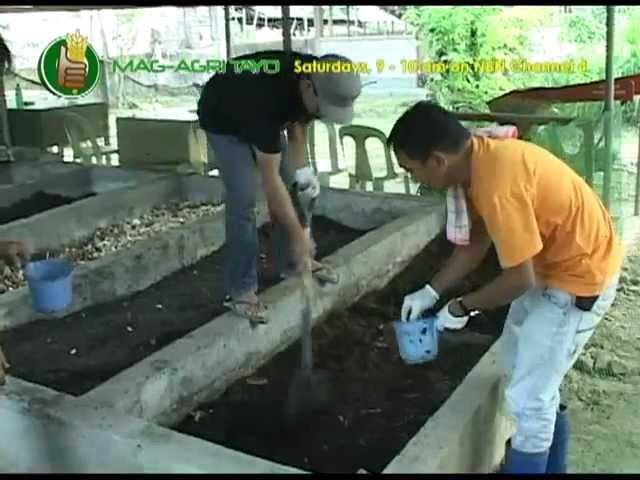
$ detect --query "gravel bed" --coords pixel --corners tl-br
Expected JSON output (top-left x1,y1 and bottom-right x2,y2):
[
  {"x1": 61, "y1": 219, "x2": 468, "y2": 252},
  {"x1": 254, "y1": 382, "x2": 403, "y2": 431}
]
[{"x1": 0, "y1": 201, "x2": 224, "y2": 294}]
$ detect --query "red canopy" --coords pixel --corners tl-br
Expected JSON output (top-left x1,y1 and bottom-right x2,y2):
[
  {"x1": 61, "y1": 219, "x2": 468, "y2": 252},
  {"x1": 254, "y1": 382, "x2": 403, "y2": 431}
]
[{"x1": 489, "y1": 73, "x2": 640, "y2": 109}]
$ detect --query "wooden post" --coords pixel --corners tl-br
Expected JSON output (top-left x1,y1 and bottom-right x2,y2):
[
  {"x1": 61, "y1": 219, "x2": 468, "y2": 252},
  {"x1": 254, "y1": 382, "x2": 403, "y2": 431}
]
[
  {"x1": 602, "y1": 6, "x2": 615, "y2": 209},
  {"x1": 328, "y1": 6, "x2": 333, "y2": 36},
  {"x1": 208, "y1": 6, "x2": 214, "y2": 41},
  {"x1": 0, "y1": 60, "x2": 12, "y2": 150},
  {"x1": 224, "y1": 5, "x2": 231, "y2": 59},
  {"x1": 214, "y1": 6, "x2": 225, "y2": 60},
  {"x1": 313, "y1": 6, "x2": 323, "y2": 55},
  {"x1": 282, "y1": 5, "x2": 292, "y2": 53},
  {"x1": 353, "y1": 6, "x2": 358, "y2": 34},
  {"x1": 97, "y1": 11, "x2": 113, "y2": 109}
]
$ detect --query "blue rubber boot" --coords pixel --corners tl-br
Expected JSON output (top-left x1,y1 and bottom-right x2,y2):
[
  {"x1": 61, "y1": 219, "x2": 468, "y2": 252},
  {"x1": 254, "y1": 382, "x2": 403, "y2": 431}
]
[
  {"x1": 546, "y1": 404, "x2": 570, "y2": 473},
  {"x1": 499, "y1": 444, "x2": 550, "y2": 474}
]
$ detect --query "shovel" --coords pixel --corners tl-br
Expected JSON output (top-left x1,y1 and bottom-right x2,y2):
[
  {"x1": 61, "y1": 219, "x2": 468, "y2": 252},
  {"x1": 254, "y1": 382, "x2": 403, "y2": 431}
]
[{"x1": 284, "y1": 268, "x2": 333, "y2": 427}]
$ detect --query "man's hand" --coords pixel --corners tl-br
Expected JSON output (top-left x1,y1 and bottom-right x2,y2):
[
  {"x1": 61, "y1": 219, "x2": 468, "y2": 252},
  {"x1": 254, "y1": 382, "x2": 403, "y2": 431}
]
[
  {"x1": 462, "y1": 259, "x2": 536, "y2": 311},
  {"x1": 436, "y1": 299, "x2": 470, "y2": 331},
  {"x1": 0, "y1": 346, "x2": 10, "y2": 386},
  {"x1": 0, "y1": 240, "x2": 30, "y2": 268},
  {"x1": 401, "y1": 284, "x2": 440, "y2": 322}
]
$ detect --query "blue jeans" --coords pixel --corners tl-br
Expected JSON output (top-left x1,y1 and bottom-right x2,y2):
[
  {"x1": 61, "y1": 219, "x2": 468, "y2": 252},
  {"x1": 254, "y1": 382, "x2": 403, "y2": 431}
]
[
  {"x1": 500, "y1": 274, "x2": 620, "y2": 453},
  {"x1": 206, "y1": 132, "x2": 305, "y2": 298}
]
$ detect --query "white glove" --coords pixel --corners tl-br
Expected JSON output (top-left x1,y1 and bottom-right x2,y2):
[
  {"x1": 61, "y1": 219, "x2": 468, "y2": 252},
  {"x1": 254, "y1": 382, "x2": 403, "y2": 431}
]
[
  {"x1": 295, "y1": 166, "x2": 320, "y2": 201},
  {"x1": 401, "y1": 284, "x2": 440, "y2": 322},
  {"x1": 436, "y1": 299, "x2": 470, "y2": 331}
]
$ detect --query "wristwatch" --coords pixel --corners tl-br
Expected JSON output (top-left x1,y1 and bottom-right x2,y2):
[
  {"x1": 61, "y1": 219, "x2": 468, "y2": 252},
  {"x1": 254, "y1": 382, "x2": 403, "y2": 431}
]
[{"x1": 457, "y1": 297, "x2": 473, "y2": 316}]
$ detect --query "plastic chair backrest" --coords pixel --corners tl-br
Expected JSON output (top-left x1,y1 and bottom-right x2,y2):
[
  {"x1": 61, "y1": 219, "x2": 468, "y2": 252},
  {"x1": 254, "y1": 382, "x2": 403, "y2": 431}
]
[
  {"x1": 306, "y1": 121, "x2": 318, "y2": 173},
  {"x1": 63, "y1": 111, "x2": 104, "y2": 164},
  {"x1": 339, "y1": 124, "x2": 396, "y2": 181},
  {"x1": 306, "y1": 120, "x2": 340, "y2": 173}
]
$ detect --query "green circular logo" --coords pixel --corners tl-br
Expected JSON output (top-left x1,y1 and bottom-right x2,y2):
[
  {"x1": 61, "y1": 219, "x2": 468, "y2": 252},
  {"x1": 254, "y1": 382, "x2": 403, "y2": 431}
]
[{"x1": 37, "y1": 34, "x2": 101, "y2": 99}]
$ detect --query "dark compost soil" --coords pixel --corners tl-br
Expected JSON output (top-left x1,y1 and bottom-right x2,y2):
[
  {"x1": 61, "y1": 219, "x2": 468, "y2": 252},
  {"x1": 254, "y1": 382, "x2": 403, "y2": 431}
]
[
  {"x1": 0, "y1": 216, "x2": 365, "y2": 396},
  {"x1": 0, "y1": 191, "x2": 95, "y2": 224},
  {"x1": 174, "y1": 233, "x2": 508, "y2": 473}
]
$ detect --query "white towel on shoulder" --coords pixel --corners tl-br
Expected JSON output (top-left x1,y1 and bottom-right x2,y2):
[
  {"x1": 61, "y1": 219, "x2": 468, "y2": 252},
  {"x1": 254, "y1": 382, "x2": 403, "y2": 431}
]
[{"x1": 445, "y1": 124, "x2": 519, "y2": 246}]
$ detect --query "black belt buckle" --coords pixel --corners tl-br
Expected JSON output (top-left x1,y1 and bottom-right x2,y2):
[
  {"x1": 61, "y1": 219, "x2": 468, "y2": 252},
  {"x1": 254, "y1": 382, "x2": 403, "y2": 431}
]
[{"x1": 575, "y1": 295, "x2": 598, "y2": 312}]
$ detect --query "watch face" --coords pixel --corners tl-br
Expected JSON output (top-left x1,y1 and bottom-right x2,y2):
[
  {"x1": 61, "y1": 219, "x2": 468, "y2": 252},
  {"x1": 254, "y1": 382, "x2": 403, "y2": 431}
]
[{"x1": 458, "y1": 298, "x2": 471, "y2": 315}]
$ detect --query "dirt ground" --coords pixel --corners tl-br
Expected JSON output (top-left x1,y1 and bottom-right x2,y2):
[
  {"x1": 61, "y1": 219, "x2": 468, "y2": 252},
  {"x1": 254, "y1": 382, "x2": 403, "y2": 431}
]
[
  {"x1": 0, "y1": 216, "x2": 364, "y2": 396},
  {"x1": 0, "y1": 192, "x2": 94, "y2": 224},
  {"x1": 175, "y1": 234, "x2": 507, "y2": 473},
  {"x1": 564, "y1": 248, "x2": 640, "y2": 473}
]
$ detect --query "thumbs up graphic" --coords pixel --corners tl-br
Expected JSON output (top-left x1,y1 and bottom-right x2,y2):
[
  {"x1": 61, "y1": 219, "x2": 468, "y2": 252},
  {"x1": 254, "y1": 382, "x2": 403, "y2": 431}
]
[{"x1": 57, "y1": 44, "x2": 87, "y2": 90}]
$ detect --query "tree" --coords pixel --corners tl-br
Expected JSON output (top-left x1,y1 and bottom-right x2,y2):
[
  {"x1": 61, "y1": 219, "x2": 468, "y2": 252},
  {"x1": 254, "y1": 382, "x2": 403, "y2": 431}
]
[
  {"x1": 403, "y1": 6, "x2": 534, "y2": 110},
  {"x1": 379, "y1": 6, "x2": 410, "y2": 19},
  {"x1": 182, "y1": 8, "x2": 193, "y2": 49}
]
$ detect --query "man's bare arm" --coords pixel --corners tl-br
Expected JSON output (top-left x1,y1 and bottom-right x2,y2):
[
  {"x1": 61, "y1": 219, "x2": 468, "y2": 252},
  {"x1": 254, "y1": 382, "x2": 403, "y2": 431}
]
[
  {"x1": 430, "y1": 216, "x2": 493, "y2": 296},
  {"x1": 463, "y1": 258, "x2": 536, "y2": 311},
  {"x1": 256, "y1": 149, "x2": 306, "y2": 243},
  {"x1": 286, "y1": 122, "x2": 309, "y2": 170}
]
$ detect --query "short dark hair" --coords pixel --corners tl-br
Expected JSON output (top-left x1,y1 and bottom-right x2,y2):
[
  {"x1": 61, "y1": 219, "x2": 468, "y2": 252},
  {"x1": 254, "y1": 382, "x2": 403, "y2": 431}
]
[{"x1": 387, "y1": 101, "x2": 470, "y2": 161}]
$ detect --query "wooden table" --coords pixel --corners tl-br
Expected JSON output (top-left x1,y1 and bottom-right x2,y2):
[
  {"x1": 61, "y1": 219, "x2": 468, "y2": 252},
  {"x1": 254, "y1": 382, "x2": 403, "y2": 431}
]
[
  {"x1": 455, "y1": 111, "x2": 576, "y2": 138},
  {"x1": 116, "y1": 110, "x2": 209, "y2": 172},
  {"x1": 7, "y1": 100, "x2": 110, "y2": 154}
]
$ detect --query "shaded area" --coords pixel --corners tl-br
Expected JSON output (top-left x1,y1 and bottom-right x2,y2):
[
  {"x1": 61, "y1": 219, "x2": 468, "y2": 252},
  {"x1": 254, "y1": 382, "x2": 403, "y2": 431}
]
[
  {"x1": 0, "y1": 216, "x2": 364, "y2": 396},
  {"x1": 175, "y1": 233, "x2": 508, "y2": 473},
  {"x1": 0, "y1": 192, "x2": 95, "y2": 224}
]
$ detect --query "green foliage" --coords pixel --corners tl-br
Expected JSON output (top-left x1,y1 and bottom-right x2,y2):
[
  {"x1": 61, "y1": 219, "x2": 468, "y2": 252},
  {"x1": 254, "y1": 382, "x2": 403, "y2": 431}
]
[
  {"x1": 403, "y1": 6, "x2": 639, "y2": 127},
  {"x1": 403, "y1": 6, "x2": 560, "y2": 111},
  {"x1": 561, "y1": 8, "x2": 606, "y2": 44}
]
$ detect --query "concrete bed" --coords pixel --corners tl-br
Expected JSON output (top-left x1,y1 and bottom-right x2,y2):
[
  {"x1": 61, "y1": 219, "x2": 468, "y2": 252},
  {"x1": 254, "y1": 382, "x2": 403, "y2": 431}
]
[{"x1": 0, "y1": 165, "x2": 512, "y2": 473}]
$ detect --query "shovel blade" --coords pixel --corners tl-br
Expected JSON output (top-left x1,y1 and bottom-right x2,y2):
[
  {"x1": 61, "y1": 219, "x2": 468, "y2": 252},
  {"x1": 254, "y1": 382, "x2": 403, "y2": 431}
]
[{"x1": 284, "y1": 368, "x2": 334, "y2": 426}]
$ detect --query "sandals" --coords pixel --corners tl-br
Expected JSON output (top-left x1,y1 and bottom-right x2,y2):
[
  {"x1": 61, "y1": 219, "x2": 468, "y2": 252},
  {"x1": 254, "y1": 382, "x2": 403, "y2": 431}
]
[
  {"x1": 278, "y1": 262, "x2": 339, "y2": 284},
  {"x1": 222, "y1": 262, "x2": 338, "y2": 324},
  {"x1": 223, "y1": 295, "x2": 269, "y2": 324}
]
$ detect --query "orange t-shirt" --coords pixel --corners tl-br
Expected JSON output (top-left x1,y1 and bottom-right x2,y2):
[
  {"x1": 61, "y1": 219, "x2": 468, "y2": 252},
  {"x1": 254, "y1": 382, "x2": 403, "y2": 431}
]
[{"x1": 468, "y1": 135, "x2": 624, "y2": 296}]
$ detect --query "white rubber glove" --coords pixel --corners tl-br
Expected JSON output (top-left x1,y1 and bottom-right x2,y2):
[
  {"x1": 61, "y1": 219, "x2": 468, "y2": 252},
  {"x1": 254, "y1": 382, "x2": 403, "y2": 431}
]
[
  {"x1": 436, "y1": 299, "x2": 470, "y2": 331},
  {"x1": 401, "y1": 284, "x2": 440, "y2": 322},
  {"x1": 295, "y1": 166, "x2": 320, "y2": 202}
]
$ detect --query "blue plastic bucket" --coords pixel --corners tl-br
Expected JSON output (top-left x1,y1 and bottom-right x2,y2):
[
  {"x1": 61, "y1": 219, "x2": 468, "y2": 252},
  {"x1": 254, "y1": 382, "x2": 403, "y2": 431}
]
[
  {"x1": 393, "y1": 316, "x2": 439, "y2": 365},
  {"x1": 25, "y1": 259, "x2": 75, "y2": 314}
]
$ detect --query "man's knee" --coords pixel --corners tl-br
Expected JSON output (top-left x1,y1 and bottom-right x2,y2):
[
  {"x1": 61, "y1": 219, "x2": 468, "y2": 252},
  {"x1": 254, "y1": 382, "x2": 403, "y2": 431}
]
[{"x1": 506, "y1": 389, "x2": 558, "y2": 453}]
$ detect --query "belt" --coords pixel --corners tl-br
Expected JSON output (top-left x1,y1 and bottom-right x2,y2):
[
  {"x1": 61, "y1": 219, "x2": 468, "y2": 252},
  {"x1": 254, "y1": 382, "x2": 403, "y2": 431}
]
[{"x1": 575, "y1": 295, "x2": 599, "y2": 312}]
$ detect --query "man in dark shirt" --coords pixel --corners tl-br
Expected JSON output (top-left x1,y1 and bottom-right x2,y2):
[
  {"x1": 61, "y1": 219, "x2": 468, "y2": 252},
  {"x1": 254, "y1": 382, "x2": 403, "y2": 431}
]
[{"x1": 197, "y1": 49, "x2": 362, "y2": 323}]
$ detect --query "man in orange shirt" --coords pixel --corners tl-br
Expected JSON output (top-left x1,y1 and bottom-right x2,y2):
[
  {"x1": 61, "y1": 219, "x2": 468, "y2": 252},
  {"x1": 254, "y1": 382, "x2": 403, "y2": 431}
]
[{"x1": 389, "y1": 102, "x2": 624, "y2": 473}]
